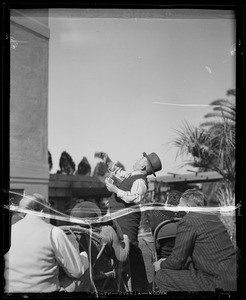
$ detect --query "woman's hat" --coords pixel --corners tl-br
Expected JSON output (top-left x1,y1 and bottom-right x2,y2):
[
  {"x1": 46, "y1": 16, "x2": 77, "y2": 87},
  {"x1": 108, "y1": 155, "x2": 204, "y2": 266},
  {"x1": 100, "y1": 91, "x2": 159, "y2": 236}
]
[
  {"x1": 70, "y1": 201, "x2": 102, "y2": 218},
  {"x1": 143, "y1": 152, "x2": 162, "y2": 177}
]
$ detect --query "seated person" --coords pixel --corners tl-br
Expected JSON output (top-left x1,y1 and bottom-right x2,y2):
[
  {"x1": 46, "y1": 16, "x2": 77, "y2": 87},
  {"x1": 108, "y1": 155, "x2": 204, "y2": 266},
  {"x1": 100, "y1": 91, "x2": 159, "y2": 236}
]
[
  {"x1": 70, "y1": 201, "x2": 130, "y2": 263},
  {"x1": 150, "y1": 190, "x2": 186, "y2": 259},
  {"x1": 153, "y1": 189, "x2": 237, "y2": 292},
  {"x1": 69, "y1": 201, "x2": 130, "y2": 292},
  {"x1": 11, "y1": 212, "x2": 24, "y2": 225},
  {"x1": 150, "y1": 190, "x2": 184, "y2": 234},
  {"x1": 4, "y1": 193, "x2": 91, "y2": 293}
]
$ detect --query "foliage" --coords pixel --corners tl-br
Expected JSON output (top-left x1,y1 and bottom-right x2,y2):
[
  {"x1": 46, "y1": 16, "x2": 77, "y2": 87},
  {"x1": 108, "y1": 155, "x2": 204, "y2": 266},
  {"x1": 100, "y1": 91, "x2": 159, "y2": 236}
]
[
  {"x1": 200, "y1": 93, "x2": 235, "y2": 184},
  {"x1": 174, "y1": 121, "x2": 212, "y2": 167},
  {"x1": 76, "y1": 157, "x2": 91, "y2": 176},
  {"x1": 57, "y1": 151, "x2": 76, "y2": 175},
  {"x1": 93, "y1": 161, "x2": 108, "y2": 177},
  {"x1": 48, "y1": 150, "x2": 53, "y2": 172},
  {"x1": 173, "y1": 90, "x2": 235, "y2": 186}
]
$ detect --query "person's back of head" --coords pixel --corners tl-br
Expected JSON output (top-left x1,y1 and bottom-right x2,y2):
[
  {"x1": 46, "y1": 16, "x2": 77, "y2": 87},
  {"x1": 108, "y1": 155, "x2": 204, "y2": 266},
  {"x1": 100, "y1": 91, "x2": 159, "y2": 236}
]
[
  {"x1": 19, "y1": 193, "x2": 49, "y2": 212},
  {"x1": 179, "y1": 189, "x2": 207, "y2": 207},
  {"x1": 166, "y1": 190, "x2": 182, "y2": 206}
]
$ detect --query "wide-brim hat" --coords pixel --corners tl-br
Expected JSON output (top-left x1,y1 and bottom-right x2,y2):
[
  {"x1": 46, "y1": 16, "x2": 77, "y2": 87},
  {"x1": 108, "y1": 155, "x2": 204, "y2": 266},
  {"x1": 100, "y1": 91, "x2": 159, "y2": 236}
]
[
  {"x1": 70, "y1": 201, "x2": 101, "y2": 218},
  {"x1": 143, "y1": 152, "x2": 162, "y2": 177}
]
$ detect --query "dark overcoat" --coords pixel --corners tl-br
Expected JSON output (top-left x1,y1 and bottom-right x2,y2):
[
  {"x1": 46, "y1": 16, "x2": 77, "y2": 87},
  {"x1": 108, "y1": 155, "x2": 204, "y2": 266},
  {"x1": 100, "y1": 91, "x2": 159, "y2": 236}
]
[{"x1": 155, "y1": 212, "x2": 237, "y2": 291}]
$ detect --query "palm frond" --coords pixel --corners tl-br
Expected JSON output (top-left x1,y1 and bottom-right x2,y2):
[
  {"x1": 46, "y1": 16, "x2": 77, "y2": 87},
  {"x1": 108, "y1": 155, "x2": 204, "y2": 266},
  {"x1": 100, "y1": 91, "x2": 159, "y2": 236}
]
[
  {"x1": 204, "y1": 112, "x2": 224, "y2": 119},
  {"x1": 226, "y1": 89, "x2": 236, "y2": 97},
  {"x1": 213, "y1": 107, "x2": 235, "y2": 120},
  {"x1": 201, "y1": 121, "x2": 224, "y2": 127},
  {"x1": 210, "y1": 99, "x2": 235, "y2": 107},
  {"x1": 203, "y1": 112, "x2": 234, "y2": 121}
]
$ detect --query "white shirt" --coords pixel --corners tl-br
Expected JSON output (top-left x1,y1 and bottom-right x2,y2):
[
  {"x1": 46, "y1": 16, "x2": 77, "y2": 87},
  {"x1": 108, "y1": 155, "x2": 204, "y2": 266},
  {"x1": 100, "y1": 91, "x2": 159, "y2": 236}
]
[
  {"x1": 108, "y1": 163, "x2": 147, "y2": 204},
  {"x1": 51, "y1": 226, "x2": 89, "y2": 278}
]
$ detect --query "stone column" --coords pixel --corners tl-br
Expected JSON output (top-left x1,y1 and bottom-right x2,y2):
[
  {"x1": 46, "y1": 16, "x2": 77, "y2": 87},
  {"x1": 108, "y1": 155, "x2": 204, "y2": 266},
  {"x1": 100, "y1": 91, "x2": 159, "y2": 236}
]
[{"x1": 10, "y1": 9, "x2": 50, "y2": 200}]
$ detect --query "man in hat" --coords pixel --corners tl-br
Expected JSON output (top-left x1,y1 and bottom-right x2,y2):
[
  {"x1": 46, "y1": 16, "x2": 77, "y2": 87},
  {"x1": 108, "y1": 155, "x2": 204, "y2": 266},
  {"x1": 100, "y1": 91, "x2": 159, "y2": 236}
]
[
  {"x1": 97, "y1": 151, "x2": 162, "y2": 291},
  {"x1": 153, "y1": 189, "x2": 237, "y2": 291},
  {"x1": 4, "y1": 193, "x2": 91, "y2": 293}
]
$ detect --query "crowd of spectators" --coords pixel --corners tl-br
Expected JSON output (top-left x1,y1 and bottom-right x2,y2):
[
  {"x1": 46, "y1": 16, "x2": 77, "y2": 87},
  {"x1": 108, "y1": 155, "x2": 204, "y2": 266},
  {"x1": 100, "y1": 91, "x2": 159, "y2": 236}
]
[{"x1": 4, "y1": 187, "x2": 238, "y2": 294}]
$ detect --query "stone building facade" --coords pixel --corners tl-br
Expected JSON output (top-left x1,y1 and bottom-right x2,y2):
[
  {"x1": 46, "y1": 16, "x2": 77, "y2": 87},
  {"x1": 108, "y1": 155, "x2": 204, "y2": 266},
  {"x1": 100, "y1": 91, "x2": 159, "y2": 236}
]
[{"x1": 10, "y1": 9, "x2": 50, "y2": 201}]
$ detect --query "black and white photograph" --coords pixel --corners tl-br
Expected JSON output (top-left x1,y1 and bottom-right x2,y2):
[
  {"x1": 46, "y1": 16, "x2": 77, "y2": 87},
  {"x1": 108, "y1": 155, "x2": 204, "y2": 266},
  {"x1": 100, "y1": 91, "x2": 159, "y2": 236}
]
[{"x1": 1, "y1": 2, "x2": 244, "y2": 299}]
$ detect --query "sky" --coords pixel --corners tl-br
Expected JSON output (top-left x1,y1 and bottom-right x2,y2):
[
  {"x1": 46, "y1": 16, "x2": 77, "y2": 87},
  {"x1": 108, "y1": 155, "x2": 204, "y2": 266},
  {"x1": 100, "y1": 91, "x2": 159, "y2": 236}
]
[{"x1": 48, "y1": 9, "x2": 235, "y2": 177}]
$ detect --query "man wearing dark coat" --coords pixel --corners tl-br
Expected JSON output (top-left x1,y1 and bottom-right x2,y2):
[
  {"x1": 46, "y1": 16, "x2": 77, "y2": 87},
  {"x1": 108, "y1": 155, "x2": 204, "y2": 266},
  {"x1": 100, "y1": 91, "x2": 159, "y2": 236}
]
[
  {"x1": 153, "y1": 189, "x2": 237, "y2": 292},
  {"x1": 96, "y1": 151, "x2": 162, "y2": 291}
]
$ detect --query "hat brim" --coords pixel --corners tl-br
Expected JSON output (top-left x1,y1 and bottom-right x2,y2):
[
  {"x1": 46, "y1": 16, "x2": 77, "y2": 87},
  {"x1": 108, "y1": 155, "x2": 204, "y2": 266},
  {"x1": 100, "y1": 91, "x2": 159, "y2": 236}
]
[{"x1": 143, "y1": 152, "x2": 156, "y2": 177}]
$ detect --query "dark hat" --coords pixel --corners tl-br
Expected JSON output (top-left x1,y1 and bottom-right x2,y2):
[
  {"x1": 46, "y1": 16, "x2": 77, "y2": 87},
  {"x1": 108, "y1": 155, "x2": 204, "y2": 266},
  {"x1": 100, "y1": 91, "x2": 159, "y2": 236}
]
[
  {"x1": 143, "y1": 152, "x2": 162, "y2": 177},
  {"x1": 70, "y1": 201, "x2": 101, "y2": 218}
]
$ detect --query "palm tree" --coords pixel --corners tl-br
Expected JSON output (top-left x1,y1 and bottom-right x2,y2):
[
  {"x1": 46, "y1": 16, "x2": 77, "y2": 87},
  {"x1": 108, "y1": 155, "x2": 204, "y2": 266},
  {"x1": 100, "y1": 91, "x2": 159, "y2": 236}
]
[
  {"x1": 200, "y1": 90, "x2": 235, "y2": 183},
  {"x1": 173, "y1": 121, "x2": 213, "y2": 170},
  {"x1": 57, "y1": 151, "x2": 76, "y2": 175},
  {"x1": 48, "y1": 150, "x2": 53, "y2": 172},
  {"x1": 202, "y1": 90, "x2": 235, "y2": 125},
  {"x1": 173, "y1": 90, "x2": 235, "y2": 185},
  {"x1": 76, "y1": 157, "x2": 91, "y2": 176}
]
